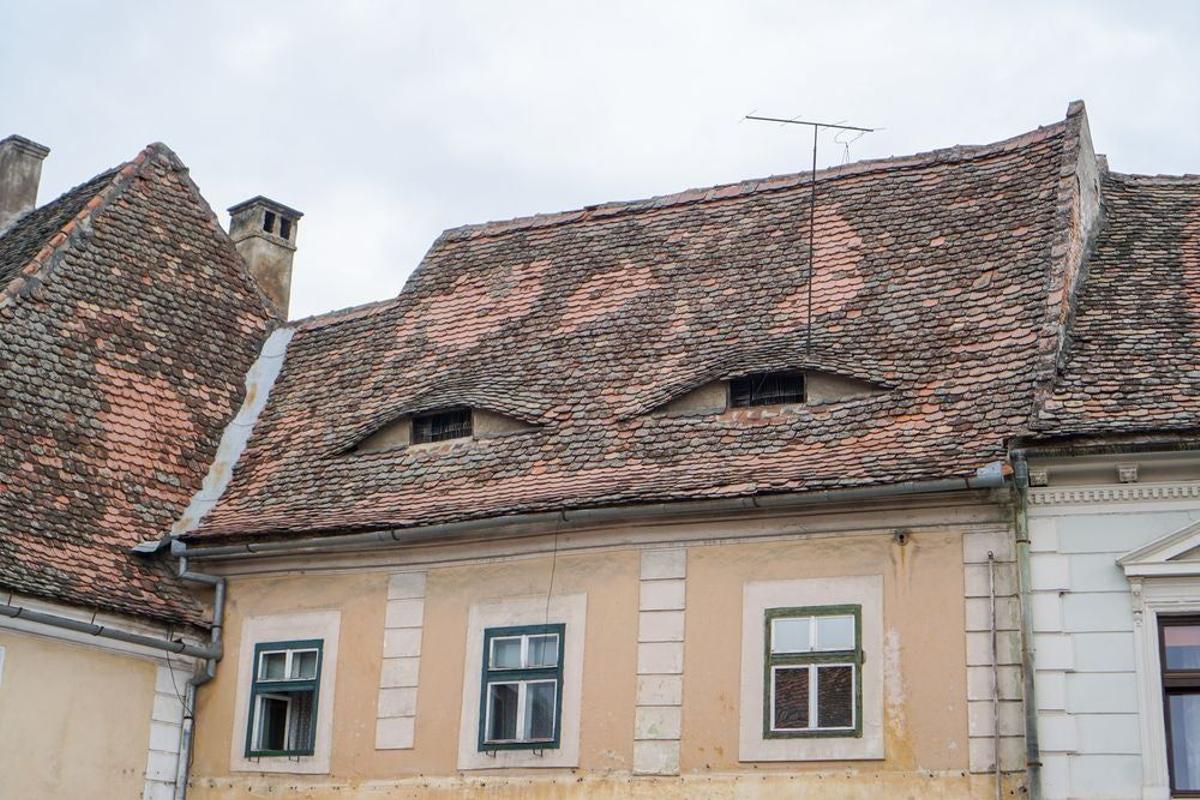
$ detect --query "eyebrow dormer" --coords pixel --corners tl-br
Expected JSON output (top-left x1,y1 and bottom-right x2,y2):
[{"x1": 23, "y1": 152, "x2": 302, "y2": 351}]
[
  {"x1": 660, "y1": 369, "x2": 886, "y2": 417},
  {"x1": 354, "y1": 406, "x2": 535, "y2": 454}
]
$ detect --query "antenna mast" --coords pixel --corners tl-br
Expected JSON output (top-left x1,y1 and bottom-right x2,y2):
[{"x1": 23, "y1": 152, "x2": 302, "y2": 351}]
[{"x1": 745, "y1": 115, "x2": 876, "y2": 355}]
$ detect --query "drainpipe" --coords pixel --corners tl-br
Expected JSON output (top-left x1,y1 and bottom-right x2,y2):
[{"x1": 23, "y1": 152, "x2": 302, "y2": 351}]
[
  {"x1": 1011, "y1": 452, "x2": 1042, "y2": 800},
  {"x1": 171, "y1": 540, "x2": 226, "y2": 800}
]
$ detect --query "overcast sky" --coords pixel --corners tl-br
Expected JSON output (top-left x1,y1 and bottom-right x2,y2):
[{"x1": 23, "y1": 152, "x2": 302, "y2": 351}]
[{"x1": 3, "y1": 1, "x2": 1197, "y2": 318}]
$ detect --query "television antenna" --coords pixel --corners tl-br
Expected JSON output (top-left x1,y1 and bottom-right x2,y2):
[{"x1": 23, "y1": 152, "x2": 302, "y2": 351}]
[{"x1": 744, "y1": 114, "x2": 877, "y2": 354}]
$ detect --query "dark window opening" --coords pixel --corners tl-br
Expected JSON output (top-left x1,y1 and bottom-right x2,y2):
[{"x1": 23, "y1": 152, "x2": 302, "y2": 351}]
[
  {"x1": 1161, "y1": 617, "x2": 1200, "y2": 795},
  {"x1": 279, "y1": 216, "x2": 292, "y2": 239},
  {"x1": 262, "y1": 210, "x2": 276, "y2": 234},
  {"x1": 730, "y1": 372, "x2": 806, "y2": 408},
  {"x1": 412, "y1": 408, "x2": 473, "y2": 444}
]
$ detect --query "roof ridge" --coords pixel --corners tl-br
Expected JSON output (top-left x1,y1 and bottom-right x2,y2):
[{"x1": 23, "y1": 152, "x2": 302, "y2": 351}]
[
  {"x1": 1107, "y1": 171, "x2": 1200, "y2": 184},
  {"x1": 0, "y1": 143, "x2": 161, "y2": 309},
  {"x1": 437, "y1": 117, "x2": 1069, "y2": 244},
  {"x1": 292, "y1": 295, "x2": 405, "y2": 331}
]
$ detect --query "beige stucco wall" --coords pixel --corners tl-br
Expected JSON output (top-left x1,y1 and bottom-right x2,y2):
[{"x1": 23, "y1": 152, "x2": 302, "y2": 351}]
[
  {"x1": 188, "y1": 521, "x2": 1006, "y2": 798},
  {"x1": 0, "y1": 628, "x2": 156, "y2": 799}
]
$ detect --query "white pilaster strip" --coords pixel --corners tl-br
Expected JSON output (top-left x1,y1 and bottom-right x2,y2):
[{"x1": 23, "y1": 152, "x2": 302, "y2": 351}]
[
  {"x1": 141, "y1": 662, "x2": 191, "y2": 800},
  {"x1": 633, "y1": 548, "x2": 686, "y2": 776},
  {"x1": 962, "y1": 528, "x2": 1025, "y2": 776},
  {"x1": 375, "y1": 571, "x2": 426, "y2": 749}
]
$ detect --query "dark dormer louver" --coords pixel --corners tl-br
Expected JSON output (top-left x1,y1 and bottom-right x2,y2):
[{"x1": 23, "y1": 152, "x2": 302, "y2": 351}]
[
  {"x1": 412, "y1": 407, "x2": 473, "y2": 443},
  {"x1": 730, "y1": 372, "x2": 806, "y2": 408}
]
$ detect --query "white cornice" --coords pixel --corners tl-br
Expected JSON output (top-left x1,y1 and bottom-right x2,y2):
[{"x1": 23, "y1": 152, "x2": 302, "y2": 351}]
[{"x1": 1027, "y1": 481, "x2": 1200, "y2": 506}]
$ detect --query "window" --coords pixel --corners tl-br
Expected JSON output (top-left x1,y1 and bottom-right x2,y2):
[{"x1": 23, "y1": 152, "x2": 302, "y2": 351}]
[
  {"x1": 245, "y1": 640, "x2": 323, "y2": 758},
  {"x1": 262, "y1": 210, "x2": 276, "y2": 234},
  {"x1": 279, "y1": 216, "x2": 292, "y2": 239},
  {"x1": 412, "y1": 407, "x2": 473, "y2": 444},
  {"x1": 1161, "y1": 617, "x2": 1200, "y2": 794},
  {"x1": 764, "y1": 605, "x2": 861, "y2": 738},
  {"x1": 478, "y1": 624, "x2": 564, "y2": 751},
  {"x1": 730, "y1": 372, "x2": 806, "y2": 408}
]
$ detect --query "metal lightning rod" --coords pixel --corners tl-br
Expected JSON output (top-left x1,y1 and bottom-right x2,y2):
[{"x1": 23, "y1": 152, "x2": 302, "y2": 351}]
[{"x1": 744, "y1": 114, "x2": 876, "y2": 355}]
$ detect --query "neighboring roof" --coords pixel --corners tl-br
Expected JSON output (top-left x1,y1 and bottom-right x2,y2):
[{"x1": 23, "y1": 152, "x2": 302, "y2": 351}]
[
  {"x1": 0, "y1": 143, "x2": 274, "y2": 625},
  {"x1": 187, "y1": 110, "x2": 1080, "y2": 542},
  {"x1": 1033, "y1": 172, "x2": 1200, "y2": 437}
]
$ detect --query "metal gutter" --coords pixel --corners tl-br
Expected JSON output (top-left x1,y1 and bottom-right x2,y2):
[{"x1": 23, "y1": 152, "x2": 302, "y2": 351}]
[
  {"x1": 181, "y1": 463, "x2": 1010, "y2": 560},
  {"x1": 0, "y1": 601, "x2": 216, "y2": 660},
  {"x1": 171, "y1": 542, "x2": 226, "y2": 800},
  {"x1": 1010, "y1": 452, "x2": 1042, "y2": 800}
]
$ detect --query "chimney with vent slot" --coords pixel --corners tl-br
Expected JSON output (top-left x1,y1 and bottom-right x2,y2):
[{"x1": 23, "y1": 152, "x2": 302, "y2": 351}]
[
  {"x1": 227, "y1": 196, "x2": 303, "y2": 318},
  {"x1": 0, "y1": 135, "x2": 51, "y2": 232}
]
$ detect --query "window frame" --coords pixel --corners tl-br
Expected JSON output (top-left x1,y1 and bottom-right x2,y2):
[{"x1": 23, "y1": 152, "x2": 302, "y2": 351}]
[
  {"x1": 729, "y1": 371, "x2": 807, "y2": 408},
  {"x1": 244, "y1": 638, "x2": 324, "y2": 758},
  {"x1": 477, "y1": 623, "x2": 565, "y2": 752},
  {"x1": 1159, "y1": 615, "x2": 1200, "y2": 796},
  {"x1": 763, "y1": 604, "x2": 863, "y2": 740},
  {"x1": 411, "y1": 407, "x2": 474, "y2": 444}
]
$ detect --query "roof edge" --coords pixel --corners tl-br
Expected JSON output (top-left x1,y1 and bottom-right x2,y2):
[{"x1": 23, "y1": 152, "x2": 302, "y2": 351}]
[{"x1": 436, "y1": 115, "x2": 1071, "y2": 244}]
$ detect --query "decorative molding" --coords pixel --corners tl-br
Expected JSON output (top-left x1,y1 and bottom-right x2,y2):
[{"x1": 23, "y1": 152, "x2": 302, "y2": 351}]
[
  {"x1": 739, "y1": 575, "x2": 884, "y2": 762},
  {"x1": 229, "y1": 610, "x2": 341, "y2": 775},
  {"x1": 375, "y1": 572, "x2": 426, "y2": 750},
  {"x1": 634, "y1": 549, "x2": 686, "y2": 776},
  {"x1": 456, "y1": 593, "x2": 587, "y2": 771},
  {"x1": 1027, "y1": 482, "x2": 1200, "y2": 506}
]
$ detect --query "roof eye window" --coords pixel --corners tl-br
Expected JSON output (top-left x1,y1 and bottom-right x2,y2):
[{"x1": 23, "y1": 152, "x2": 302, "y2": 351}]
[
  {"x1": 412, "y1": 407, "x2": 473, "y2": 444},
  {"x1": 730, "y1": 372, "x2": 806, "y2": 408}
]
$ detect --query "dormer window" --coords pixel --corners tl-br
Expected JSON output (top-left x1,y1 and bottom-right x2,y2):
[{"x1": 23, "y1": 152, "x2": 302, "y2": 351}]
[
  {"x1": 411, "y1": 407, "x2": 473, "y2": 444},
  {"x1": 730, "y1": 372, "x2": 806, "y2": 408}
]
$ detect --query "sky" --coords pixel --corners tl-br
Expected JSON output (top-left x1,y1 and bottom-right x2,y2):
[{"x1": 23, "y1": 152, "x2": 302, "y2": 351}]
[{"x1": 3, "y1": 1, "x2": 1198, "y2": 319}]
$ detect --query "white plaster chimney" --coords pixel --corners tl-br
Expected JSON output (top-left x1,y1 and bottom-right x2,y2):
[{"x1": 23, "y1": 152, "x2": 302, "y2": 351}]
[
  {"x1": 0, "y1": 135, "x2": 51, "y2": 232},
  {"x1": 227, "y1": 196, "x2": 302, "y2": 319}
]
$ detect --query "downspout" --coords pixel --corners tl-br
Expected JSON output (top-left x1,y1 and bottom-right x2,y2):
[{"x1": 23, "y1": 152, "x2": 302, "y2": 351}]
[
  {"x1": 171, "y1": 541, "x2": 226, "y2": 800},
  {"x1": 1011, "y1": 452, "x2": 1042, "y2": 800}
]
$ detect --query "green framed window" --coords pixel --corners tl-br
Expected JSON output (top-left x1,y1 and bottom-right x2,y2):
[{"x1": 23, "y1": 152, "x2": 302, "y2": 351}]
[
  {"x1": 764, "y1": 605, "x2": 862, "y2": 738},
  {"x1": 244, "y1": 639, "x2": 323, "y2": 758},
  {"x1": 478, "y1": 624, "x2": 565, "y2": 751}
]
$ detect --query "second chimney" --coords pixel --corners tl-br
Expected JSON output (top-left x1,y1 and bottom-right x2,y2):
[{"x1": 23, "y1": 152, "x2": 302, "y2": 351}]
[
  {"x1": 228, "y1": 196, "x2": 302, "y2": 319},
  {"x1": 0, "y1": 135, "x2": 51, "y2": 232}
]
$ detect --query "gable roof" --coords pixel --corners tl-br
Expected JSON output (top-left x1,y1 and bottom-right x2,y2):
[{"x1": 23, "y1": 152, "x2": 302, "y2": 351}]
[
  {"x1": 183, "y1": 108, "x2": 1084, "y2": 543},
  {"x1": 1032, "y1": 172, "x2": 1200, "y2": 438},
  {"x1": 0, "y1": 143, "x2": 274, "y2": 626}
]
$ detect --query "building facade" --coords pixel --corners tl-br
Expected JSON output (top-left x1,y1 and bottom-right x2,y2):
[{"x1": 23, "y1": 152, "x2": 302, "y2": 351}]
[{"x1": 3, "y1": 99, "x2": 1197, "y2": 799}]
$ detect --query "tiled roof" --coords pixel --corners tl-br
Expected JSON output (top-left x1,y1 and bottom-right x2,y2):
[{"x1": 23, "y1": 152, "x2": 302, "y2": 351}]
[
  {"x1": 187, "y1": 111, "x2": 1079, "y2": 542},
  {"x1": 1033, "y1": 172, "x2": 1200, "y2": 437},
  {"x1": 0, "y1": 144, "x2": 274, "y2": 625}
]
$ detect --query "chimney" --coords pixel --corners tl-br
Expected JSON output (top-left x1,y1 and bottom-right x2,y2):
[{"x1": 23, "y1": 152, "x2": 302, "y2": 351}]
[
  {"x1": 0, "y1": 135, "x2": 51, "y2": 232},
  {"x1": 228, "y1": 196, "x2": 303, "y2": 318}
]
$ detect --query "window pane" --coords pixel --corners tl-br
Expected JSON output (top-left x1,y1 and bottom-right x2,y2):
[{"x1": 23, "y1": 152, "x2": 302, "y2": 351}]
[
  {"x1": 772, "y1": 617, "x2": 811, "y2": 653},
  {"x1": 487, "y1": 683, "x2": 519, "y2": 741},
  {"x1": 525, "y1": 681, "x2": 557, "y2": 740},
  {"x1": 1171, "y1": 693, "x2": 1200, "y2": 791},
  {"x1": 1165, "y1": 625, "x2": 1200, "y2": 670},
  {"x1": 291, "y1": 650, "x2": 318, "y2": 680},
  {"x1": 815, "y1": 615, "x2": 855, "y2": 651},
  {"x1": 772, "y1": 666, "x2": 809, "y2": 729},
  {"x1": 288, "y1": 690, "x2": 316, "y2": 751},
  {"x1": 258, "y1": 696, "x2": 289, "y2": 750},
  {"x1": 527, "y1": 635, "x2": 559, "y2": 668},
  {"x1": 260, "y1": 652, "x2": 286, "y2": 680},
  {"x1": 490, "y1": 638, "x2": 522, "y2": 670},
  {"x1": 816, "y1": 665, "x2": 855, "y2": 728}
]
